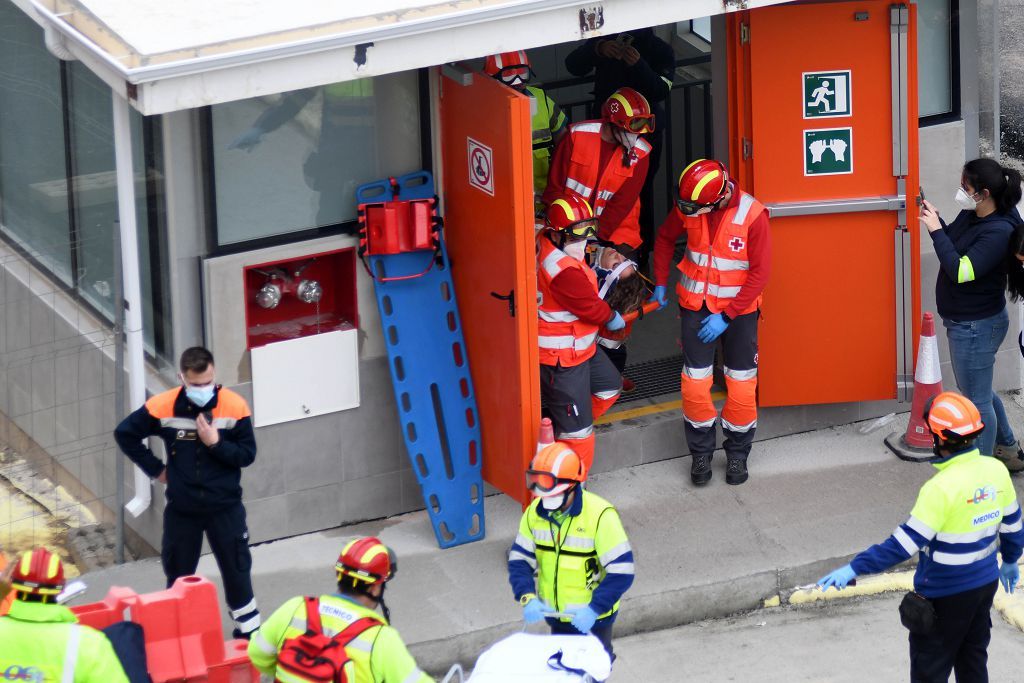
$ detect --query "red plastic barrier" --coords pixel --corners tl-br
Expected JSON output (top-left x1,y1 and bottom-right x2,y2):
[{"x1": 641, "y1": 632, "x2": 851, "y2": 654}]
[{"x1": 72, "y1": 575, "x2": 257, "y2": 682}]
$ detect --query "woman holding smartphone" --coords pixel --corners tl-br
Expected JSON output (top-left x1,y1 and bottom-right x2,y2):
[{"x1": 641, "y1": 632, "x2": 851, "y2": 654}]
[{"x1": 920, "y1": 158, "x2": 1024, "y2": 469}]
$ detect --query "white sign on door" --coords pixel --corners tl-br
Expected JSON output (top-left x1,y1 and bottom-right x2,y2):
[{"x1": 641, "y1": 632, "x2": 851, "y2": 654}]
[{"x1": 467, "y1": 137, "x2": 494, "y2": 196}]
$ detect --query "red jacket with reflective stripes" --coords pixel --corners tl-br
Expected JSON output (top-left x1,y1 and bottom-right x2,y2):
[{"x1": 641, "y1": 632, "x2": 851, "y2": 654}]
[{"x1": 537, "y1": 236, "x2": 602, "y2": 367}]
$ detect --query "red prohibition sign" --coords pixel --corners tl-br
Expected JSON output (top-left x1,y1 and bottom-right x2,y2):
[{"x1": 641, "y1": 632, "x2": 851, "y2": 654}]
[{"x1": 470, "y1": 147, "x2": 491, "y2": 185}]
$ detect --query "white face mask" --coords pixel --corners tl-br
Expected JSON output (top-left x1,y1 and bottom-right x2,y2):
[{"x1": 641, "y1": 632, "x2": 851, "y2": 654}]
[
  {"x1": 954, "y1": 187, "x2": 979, "y2": 211},
  {"x1": 562, "y1": 239, "x2": 587, "y2": 261},
  {"x1": 612, "y1": 128, "x2": 640, "y2": 150},
  {"x1": 541, "y1": 493, "x2": 565, "y2": 510}
]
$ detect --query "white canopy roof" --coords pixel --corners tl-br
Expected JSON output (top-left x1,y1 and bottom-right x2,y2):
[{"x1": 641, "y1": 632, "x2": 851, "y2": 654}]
[{"x1": 20, "y1": 0, "x2": 792, "y2": 115}]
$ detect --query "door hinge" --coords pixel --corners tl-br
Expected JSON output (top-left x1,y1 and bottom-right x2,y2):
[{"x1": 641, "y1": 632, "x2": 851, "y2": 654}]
[
  {"x1": 742, "y1": 138, "x2": 753, "y2": 160},
  {"x1": 490, "y1": 289, "x2": 516, "y2": 318},
  {"x1": 739, "y1": 21, "x2": 750, "y2": 44}
]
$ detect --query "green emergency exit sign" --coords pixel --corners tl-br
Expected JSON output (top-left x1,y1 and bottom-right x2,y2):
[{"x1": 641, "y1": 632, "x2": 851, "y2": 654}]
[
  {"x1": 803, "y1": 70, "x2": 852, "y2": 118},
  {"x1": 804, "y1": 128, "x2": 853, "y2": 176}
]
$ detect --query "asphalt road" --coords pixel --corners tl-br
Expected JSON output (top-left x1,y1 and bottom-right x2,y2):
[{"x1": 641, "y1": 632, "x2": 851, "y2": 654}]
[{"x1": 610, "y1": 592, "x2": 1024, "y2": 681}]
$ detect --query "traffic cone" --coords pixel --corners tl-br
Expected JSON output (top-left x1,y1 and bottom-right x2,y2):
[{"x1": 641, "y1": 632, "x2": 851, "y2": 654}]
[
  {"x1": 885, "y1": 312, "x2": 943, "y2": 462},
  {"x1": 537, "y1": 417, "x2": 554, "y2": 453}
]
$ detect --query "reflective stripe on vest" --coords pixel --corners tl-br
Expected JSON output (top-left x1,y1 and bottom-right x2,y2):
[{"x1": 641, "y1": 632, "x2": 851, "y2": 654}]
[
  {"x1": 60, "y1": 625, "x2": 81, "y2": 683},
  {"x1": 536, "y1": 236, "x2": 599, "y2": 367},
  {"x1": 675, "y1": 191, "x2": 765, "y2": 314}
]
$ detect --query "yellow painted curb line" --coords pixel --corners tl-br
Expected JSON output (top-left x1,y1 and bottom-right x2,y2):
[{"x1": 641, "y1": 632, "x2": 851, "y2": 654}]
[
  {"x1": 787, "y1": 571, "x2": 914, "y2": 605},
  {"x1": 596, "y1": 391, "x2": 727, "y2": 425}
]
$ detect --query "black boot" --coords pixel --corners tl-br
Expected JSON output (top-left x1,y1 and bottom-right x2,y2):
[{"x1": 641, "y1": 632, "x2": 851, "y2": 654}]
[
  {"x1": 726, "y1": 457, "x2": 748, "y2": 485},
  {"x1": 690, "y1": 453, "x2": 712, "y2": 486}
]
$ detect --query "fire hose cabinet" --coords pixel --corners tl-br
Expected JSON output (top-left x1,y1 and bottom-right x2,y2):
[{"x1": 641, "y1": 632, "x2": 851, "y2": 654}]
[{"x1": 243, "y1": 248, "x2": 360, "y2": 427}]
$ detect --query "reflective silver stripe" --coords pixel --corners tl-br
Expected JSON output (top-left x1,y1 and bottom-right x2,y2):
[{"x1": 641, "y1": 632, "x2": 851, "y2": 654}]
[
  {"x1": 572, "y1": 122, "x2": 602, "y2": 134},
  {"x1": 905, "y1": 516, "x2": 937, "y2": 540},
  {"x1": 597, "y1": 336, "x2": 624, "y2": 349},
  {"x1": 231, "y1": 598, "x2": 258, "y2": 619},
  {"x1": 936, "y1": 526, "x2": 998, "y2": 544},
  {"x1": 539, "y1": 309, "x2": 578, "y2": 323},
  {"x1": 732, "y1": 193, "x2": 756, "y2": 224},
  {"x1": 684, "y1": 415, "x2": 717, "y2": 429},
  {"x1": 160, "y1": 417, "x2": 197, "y2": 429},
  {"x1": 723, "y1": 367, "x2": 758, "y2": 381},
  {"x1": 347, "y1": 637, "x2": 374, "y2": 653},
  {"x1": 685, "y1": 249, "x2": 709, "y2": 266},
  {"x1": 683, "y1": 365, "x2": 714, "y2": 380},
  {"x1": 533, "y1": 528, "x2": 554, "y2": 543},
  {"x1": 605, "y1": 562, "x2": 635, "y2": 575},
  {"x1": 893, "y1": 527, "x2": 919, "y2": 555},
  {"x1": 289, "y1": 617, "x2": 307, "y2": 631},
  {"x1": 597, "y1": 189, "x2": 615, "y2": 201},
  {"x1": 252, "y1": 631, "x2": 277, "y2": 655},
  {"x1": 708, "y1": 283, "x2": 741, "y2": 298},
  {"x1": 509, "y1": 550, "x2": 537, "y2": 568},
  {"x1": 593, "y1": 389, "x2": 620, "y2": 400},
  {"x1": 1004, "y1": 502, "x2": 1021, "y2": 516},
  {"x1": 721, "y1": 418, "x2": 757, "y2": 433},
  {"x1": 678, "y1": 275, "x2": 705, "y2": 294},
  {"x1": 595, "y1": 205, "x2": 605, "y2": 216},
  {"x1": 560, "y1": 425, "x2": 594, "y2": 439},
  {"x1": 636, "y1": 139, "x2": 652, "y2": 154},
  {"x1": 931, "y1": 539, "x2": 999, "y2": 566},
  {"x1": 1000, "y1": 519, "x2": 1023, "y2": 533},
  {"x1": 402, "y1": 669, "x2": 426, "y2": 683},
  {"x1": 538, "y1": 334, "x2": 596, "y2": 351},
  {"x1": 660, "y1": 76, "x2": 673, "y2": 90},
  {"x1": 565, "y1": 178, "x2": 594, "y2": 198},
  {"x1": 212, "y1": 417, "x2": 238, "y2": 429},
  {"x1": 61, "y1": 625, "x2": 81, "y2": 683},
  {"x1": 515, "y1": 533, "x2": 536, "y2": 552},
  {"x1": 576, "y1": 332, "x2": 597, "y2": 349},
  {"x1": 542, "y1": 250, "x2": 565, "y2": 278},
  {"x1": 599, "y1": 541, "x2": 632, "y2": 565},
  {"x1": 562, "y1": 536, "x2": 596, "y2": 551},
  {"x1": 236, "y1": 613, "x2": 261, "y2": 634},
  {"x1": 711, "y1": 255, "x2": 750, "y2": 271}
]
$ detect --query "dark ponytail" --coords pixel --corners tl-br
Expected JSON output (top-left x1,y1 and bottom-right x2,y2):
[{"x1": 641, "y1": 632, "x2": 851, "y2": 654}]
[
  {"x1": 962, "y1": 158, "x2": 1023, "y2": 215},
  {"x1": 1008, "y1": 223, "x2": 1024, "y2": 302}
]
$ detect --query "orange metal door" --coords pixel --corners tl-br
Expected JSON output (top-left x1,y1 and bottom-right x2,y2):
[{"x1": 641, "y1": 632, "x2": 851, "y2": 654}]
[
  {"x1": 439, "y1": 67, "x2": 538, "y2": 505},
  {"x1": 729, "y1": 1, "x2": 920, "y2": 406}
]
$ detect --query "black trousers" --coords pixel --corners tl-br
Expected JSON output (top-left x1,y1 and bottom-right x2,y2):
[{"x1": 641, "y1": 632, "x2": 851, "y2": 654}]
[
  {"x1": 161, "y1": 502, "x2": 259, "y2": 635},
  {"x1": 548, "y1": 616, "x2": 615, "y2": 661},
  {"x1": 909, "y1": 580, "x2": 997, "y2": 683},
  {"x1": 539, "y1": 352, "x2": 622, "y2": 439}
]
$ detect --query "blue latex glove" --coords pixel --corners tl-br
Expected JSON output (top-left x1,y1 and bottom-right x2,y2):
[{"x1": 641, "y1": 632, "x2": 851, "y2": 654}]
[
  {"x1": 522, "y1": 597, "x2": 553, "y2": 624},
  {"x1": 606, "y1": 311, "x2": 626, "y2": 331},
  {"x1": 569, "y1": 605, "x2": 598, "y2": 634},
  {"x1": 698, "y1": 313, "x2": 729, "y2": 343},
  {"x1": 650, "y1": 285, "x2": 668, "y2": 311},
  {"x1": 227, "y1": 126, "x2": 264, "y2": 152},
  {"x1": 817, "y1": 564, "x2": 857, "y2": 591},
  {"x1": 1000, "y1": 561, "x2": 1019, "y2": 594}
]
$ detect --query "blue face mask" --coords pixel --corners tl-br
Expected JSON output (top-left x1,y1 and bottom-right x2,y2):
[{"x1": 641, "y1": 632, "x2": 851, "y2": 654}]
[{"x1": 185, "y1": 385, "x2": 215, "y2": 407}]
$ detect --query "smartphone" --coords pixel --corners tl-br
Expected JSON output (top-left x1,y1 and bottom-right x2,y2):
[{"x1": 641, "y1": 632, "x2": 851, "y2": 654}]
[
  {"x1": 617, "y1": 33, "x2": 634, "y2": 47},
  {"x1": 917, "y1": 185, "x2": 926, "y2": 207}
]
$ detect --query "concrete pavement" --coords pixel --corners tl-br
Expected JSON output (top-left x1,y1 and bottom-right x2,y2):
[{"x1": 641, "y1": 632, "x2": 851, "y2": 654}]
[{"x1": 77, "y1": 394, "x2": 1024, "y2": 675}]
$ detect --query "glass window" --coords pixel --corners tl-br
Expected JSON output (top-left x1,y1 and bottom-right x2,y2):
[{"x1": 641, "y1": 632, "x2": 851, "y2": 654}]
[
  {"x1": 0, "y1": 1, "x2": 72, "y2": 282},
  {"x1": 918, "y1": 0, "x2": 957, "y2": 119},
  {"x1": 210, "y1": 72, "x2": 422, "y2": 246},
  {"x1": 691, "y1": 17, "x2": 712, "y2": 43}
]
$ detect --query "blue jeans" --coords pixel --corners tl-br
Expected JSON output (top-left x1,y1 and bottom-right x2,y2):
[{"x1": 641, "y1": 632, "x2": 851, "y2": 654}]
[{"x1": 943, "y1": 308, "x2": 1016, "y2": 456}]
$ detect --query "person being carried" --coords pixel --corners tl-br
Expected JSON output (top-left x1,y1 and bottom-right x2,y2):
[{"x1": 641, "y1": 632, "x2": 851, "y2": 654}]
[{"x1": 591, "y1": 244, "x2": 650, "y2": 392}]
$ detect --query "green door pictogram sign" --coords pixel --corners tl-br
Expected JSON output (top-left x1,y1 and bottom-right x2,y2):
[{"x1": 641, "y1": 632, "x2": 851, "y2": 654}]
[{"x1": 803, "y1": 70, "x2": 852, "y2": 118}]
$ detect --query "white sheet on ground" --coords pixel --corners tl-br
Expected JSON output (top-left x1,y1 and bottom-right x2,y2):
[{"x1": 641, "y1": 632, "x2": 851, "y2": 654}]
[{"x1": 468, "y1": 633, "x2": 612, "y2": 682}]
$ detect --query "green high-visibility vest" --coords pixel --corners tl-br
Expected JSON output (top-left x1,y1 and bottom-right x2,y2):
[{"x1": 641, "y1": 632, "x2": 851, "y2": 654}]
[{"x1": 525, "y1": 85, "x2": 567, "y2": 196}]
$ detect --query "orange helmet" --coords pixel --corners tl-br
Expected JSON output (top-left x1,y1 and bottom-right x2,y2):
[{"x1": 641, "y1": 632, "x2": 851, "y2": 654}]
[
  {"x1": 546, "y1": 194, "x2": 598, "y2": 239},
  {"x1": 676, "y1": 159, "x2": 730, "y2": 215},
  {"x1": 923, "y1": 392, "x2": 984, "y2": 445},
  {"x1": 527, "y1": 442, "x2": 587, "y2": 499},
  {"x1": 601, "y1": 88, "x2": 654, "y2": 134},
  {"x1": 335, "y1": 537, "x2": 396, "y2": 586},
  {"x1": 483, "y1": 51, "x2": 532, "y2": 86},
  {"x1": 11, "y1": 547, "x2": 65, "y2": 599}
]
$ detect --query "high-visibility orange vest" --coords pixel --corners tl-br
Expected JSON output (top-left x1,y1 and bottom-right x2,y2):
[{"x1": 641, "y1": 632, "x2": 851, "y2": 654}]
[
  {"x1": 676, "y1": 192, "x2": 766, "y2": 315},
  {"x1": 563, "y1": 122, "x2": 651, "y2": 248},
  {"x1": 537, "y1": 236, "x2": 600, "y2": 367}
]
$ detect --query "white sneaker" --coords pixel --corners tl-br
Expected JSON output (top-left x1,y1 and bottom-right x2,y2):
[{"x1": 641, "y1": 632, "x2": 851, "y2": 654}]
[{"x1": 993, "y1": 441, "x2": 1024, "y2": 473}]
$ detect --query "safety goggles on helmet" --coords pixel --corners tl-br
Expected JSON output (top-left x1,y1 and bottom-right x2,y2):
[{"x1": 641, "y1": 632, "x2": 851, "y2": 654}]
[
  {"x1": 623, "y1": 114, "x2": 655, "y2": 134},
  {"x1": 563, "y1": 218, "x2": 599, "y2": 239},
  {"x1": 526, "y1": 469, "x2": 575, "y2": 495},
  {"x1": 675, "y1": 198, "x2": 714, "y2": 215},
  {"x1": 495, "y1": 65, "x2": 532, "y2": 86}
]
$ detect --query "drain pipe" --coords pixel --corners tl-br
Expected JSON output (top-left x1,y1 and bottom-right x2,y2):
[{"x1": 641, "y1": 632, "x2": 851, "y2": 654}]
[
  {"x1": 112, "y1": 91, "x2": 152, "y2": 517},
  {"x1": 42, "y1": 22, "x2": 76, "y2": 61}
]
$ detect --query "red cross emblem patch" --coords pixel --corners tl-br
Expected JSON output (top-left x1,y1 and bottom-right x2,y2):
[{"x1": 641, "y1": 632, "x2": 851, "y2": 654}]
[{"x1": 728, "y1": 237, "x2": 745, "y2": 252}]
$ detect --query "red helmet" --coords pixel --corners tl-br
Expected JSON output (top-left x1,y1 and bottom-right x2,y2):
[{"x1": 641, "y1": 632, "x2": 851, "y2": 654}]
[
  {"x1": 601, "y1": 88, "x2": 654, "y2": 134},
  {"x1": 923, "y1": 392, "x2": 984, "y2": 445},
  {"x1": 335, "y1": 537, "x2": 396, "y2": 586},
  {"x1": 676, "y1": 159, "x2": 730, "y2": 215},
  {"x1": 11, "y1": 547, "x2": 65, "y2": 599},
  {"x1": 527, "y1": 442, "x2": 587, "y2": 499},
  {"x1": 546, "y1": 194, "x2": 598, "y2": 239},
  {"x1": 483, "y1": 51, "x2": 531, "y2": 86}
]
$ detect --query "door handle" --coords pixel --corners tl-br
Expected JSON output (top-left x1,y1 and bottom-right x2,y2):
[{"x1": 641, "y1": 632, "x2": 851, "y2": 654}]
[{"x1": 490, "y1": 289, "x2": 515, "y2": 318}]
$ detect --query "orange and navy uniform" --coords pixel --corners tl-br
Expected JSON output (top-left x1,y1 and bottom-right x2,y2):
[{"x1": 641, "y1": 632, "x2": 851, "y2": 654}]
[
  {"x1": 543, "y1": 121, "x2": 651, "y2": 249},
  {"x1": 113, "y1": 386, "x2": 256, "y2": 512}
]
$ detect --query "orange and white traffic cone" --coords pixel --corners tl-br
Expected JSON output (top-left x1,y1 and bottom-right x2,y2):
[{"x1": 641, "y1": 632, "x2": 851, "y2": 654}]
[
  {"x1": 885, "y1": 312, "x2": 943, "y2": 461},
  {"x1": 537, "y1": 417, "x2": 554, "y2": 453}
]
